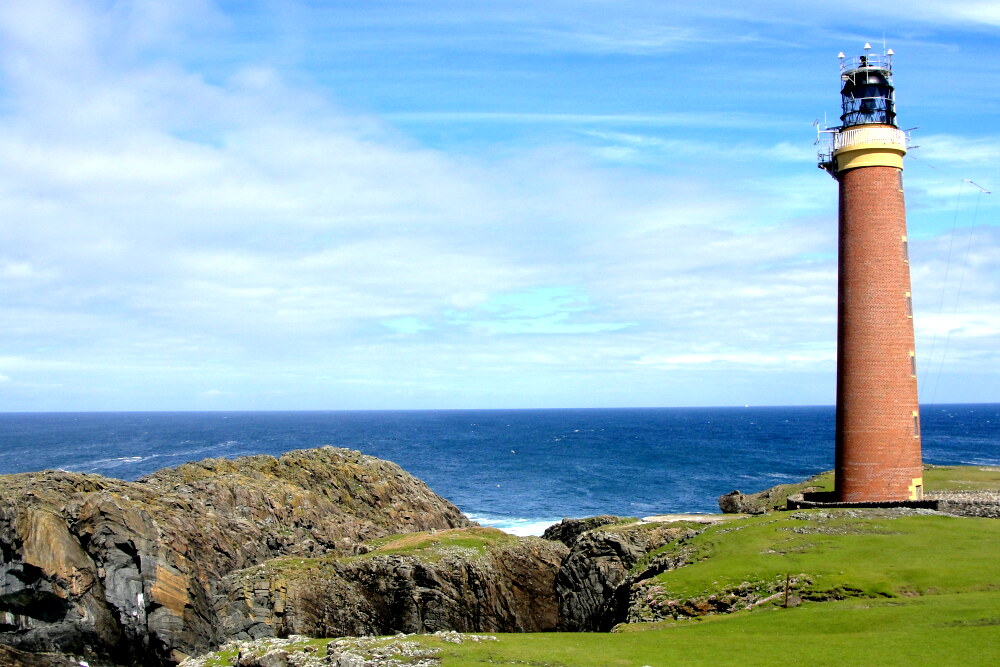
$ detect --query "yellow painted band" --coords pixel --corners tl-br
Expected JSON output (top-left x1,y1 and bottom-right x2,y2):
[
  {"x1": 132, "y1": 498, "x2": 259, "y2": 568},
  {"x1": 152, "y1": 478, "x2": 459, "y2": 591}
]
[{"x1": 833, "y1": 143, "x2": 906, "y2": 171}]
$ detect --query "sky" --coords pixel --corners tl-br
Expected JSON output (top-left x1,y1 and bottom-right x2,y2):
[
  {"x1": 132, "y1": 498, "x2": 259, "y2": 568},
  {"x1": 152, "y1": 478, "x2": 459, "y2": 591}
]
[{"x1": 0, "y1": 0, "x2": 997, "y2": 412}]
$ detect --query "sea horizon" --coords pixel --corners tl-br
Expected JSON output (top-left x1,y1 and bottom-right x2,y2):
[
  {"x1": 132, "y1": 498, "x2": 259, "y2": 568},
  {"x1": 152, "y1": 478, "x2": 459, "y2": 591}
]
[
  {"x1": 3, "y1": 400, "x2": 998, "y2": 414},
  {"x1": 2, "y1": 404, "x2": 997, "y2": 536}
]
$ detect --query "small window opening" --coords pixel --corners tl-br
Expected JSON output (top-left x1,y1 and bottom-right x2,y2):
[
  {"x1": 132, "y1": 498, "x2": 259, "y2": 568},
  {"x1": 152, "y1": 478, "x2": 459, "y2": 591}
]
[
  {"x1": 912, "y1": 411, "x2": 921, "y2": 438},
  {"x1": 902, "y1": 236, "x2": 909, "y2": 263},
  {"x1": 909, "y1": 351, "x2": 917, "y2": 377},
  {"x1": 905, "y1": 292, "x2": 913, "y2": 318}
]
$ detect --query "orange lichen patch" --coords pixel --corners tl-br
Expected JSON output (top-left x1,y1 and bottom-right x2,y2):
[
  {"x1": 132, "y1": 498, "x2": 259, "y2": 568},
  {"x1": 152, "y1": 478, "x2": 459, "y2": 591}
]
[
  {"x1": 18, "y1": 508, "x2": 96, "y2": 595},
  {"x1": 151, "y1": 565, "x2": 190, "y2": 616}
]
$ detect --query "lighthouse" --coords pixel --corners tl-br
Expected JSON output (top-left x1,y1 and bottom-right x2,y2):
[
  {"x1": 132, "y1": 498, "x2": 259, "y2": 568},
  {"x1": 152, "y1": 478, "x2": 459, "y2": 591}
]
[{"x1": 819, "y1": 45, "x2": 923, "y2": 502}]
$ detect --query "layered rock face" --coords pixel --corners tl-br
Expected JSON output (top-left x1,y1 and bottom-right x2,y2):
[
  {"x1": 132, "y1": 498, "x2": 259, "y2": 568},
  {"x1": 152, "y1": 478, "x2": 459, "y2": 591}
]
[
  {"x1": 2, "y1": 445, "x2": 716, "y2": 667},
  {"x1": 0, "y1": 448, "x2": 471, "y2": 666},
  {"x1": 217, "y1": 529, "x2": 567, "y2": 640},
  {"x1": 546, "y1": 519, "x2": 696, "y2": 631}
]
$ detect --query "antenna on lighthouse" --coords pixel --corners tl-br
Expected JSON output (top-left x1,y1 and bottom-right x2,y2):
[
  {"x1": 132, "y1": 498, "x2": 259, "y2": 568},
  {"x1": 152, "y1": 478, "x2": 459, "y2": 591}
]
[{"x1": 964, "y1": 179, "x2": 992, "y2": 194}]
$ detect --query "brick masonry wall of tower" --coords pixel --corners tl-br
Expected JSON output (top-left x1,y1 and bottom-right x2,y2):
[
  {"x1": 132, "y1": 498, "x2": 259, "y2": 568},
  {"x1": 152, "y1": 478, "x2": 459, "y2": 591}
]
[{"x1": 836, "y1": 164, "x2": 923, "y2": 502}]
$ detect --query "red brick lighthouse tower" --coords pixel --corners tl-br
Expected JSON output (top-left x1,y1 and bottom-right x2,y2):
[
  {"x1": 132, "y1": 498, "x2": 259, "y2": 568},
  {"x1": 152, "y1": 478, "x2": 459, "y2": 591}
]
[{"x1": 819, "y1": 45, "x2": 923, "y2": 502}]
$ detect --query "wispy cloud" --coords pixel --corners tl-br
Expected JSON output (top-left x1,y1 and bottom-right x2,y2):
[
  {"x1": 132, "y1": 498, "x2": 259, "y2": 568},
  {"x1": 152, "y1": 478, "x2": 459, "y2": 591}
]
[
  {"x1": 386, "y1": 111, "x2": 797, "y2": 130},
  {"x1": 635, "y1": 349, "x2": 835, "y2": 368},
  {"x1": 909, "y1": 134, "x2": 1000, "y2": 166},
  {"x1": 581, "y1": 130, "x2": 815, "y2": 165},
  {"x1": 0, "y1": 0, "x2": 996, "y2": 410},
  {"x1": 444, "y1": 287, "x2": 634, "y2": 335}
]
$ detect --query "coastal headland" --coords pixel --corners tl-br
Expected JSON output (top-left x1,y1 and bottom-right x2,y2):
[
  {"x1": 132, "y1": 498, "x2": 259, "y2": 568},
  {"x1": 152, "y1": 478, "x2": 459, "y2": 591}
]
[{"x1": 1, "y1": 448, "x2": 997, "y2": 666}]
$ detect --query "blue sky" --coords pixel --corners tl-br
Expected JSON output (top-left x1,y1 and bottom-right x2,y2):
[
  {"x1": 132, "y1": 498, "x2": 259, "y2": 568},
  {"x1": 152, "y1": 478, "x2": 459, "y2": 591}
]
[{"x1": 0, "y1": 0, "x2": 997, "y2": 411}]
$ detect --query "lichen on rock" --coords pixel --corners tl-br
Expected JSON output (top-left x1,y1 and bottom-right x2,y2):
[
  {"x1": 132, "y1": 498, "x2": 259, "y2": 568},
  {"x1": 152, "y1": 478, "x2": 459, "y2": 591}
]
[
  {"x1": 217, "y1": 527, "x2": 567, "y2": 640},
  {"x1": 0, "y1": 447, "x2": 471, "y2": 665}
]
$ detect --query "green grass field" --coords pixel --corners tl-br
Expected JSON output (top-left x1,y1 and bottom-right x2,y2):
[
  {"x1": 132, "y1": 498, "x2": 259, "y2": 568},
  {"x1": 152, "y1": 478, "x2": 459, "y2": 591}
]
[
  {"x1": 744, "y1": 464, "x2": 1000, "y2": 512},
  {"x1": 423, "y1": 592, "x2": 999, "y2": 666},
  {"x1": 636, "y1": 510, "x2": 999, "y2": 608},
  {"x1": 188, "y1": 466, "x2": 1000, "y2": 667},
  {"x1": 923, "y1": 464, "x2": 1000, "y2": 491},
  {"x1": 425, "y1": 507, "x2": 998, "y2": 665}
]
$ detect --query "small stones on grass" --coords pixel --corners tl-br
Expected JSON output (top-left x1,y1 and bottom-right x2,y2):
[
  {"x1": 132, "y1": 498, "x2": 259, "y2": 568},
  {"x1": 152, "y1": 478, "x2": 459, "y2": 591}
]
[
  {"x1": 431, "y1": 630, "x2": 498, "y2": 644},
  {"x1": 182, "y1": 631, "x2": 498, "y2": 667}
]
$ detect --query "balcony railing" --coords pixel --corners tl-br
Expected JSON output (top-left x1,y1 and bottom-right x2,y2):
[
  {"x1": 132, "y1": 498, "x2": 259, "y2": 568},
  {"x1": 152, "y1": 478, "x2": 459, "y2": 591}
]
[
  {"x1": 834, "y1": 126, "x2": 906, "y2": 151},
  {"x1": 841, "y1": 52, "x2": 892, "y2": 75}
]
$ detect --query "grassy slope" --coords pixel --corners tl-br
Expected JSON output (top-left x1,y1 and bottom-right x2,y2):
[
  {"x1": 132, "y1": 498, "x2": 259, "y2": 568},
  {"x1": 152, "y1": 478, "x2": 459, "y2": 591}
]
[
  {"x1": 923, "y1": 464, "x2": 1000, "y2": 491},
  {"x1": 361, "y1": 526, "x2": 519, "y2": 560},
  {"x1": 750, "y1": 464, "x2": 1000, "y2": 511},
  {"x1": 196, "y1": 593, "x2": 999, "y2": 667},
  {"x1": 641, "y1": 511, "x2": 998, "y2": 603},
  {"x1": 230, "y1": 526, "x2": 520, "y2": 585},
  {"x1": 431, "y1": 466, "x2": 1000, "y2": 665},
  {"x1": 428, "y1": 593, "x2": 1000, "y2": 666},
  {"x1": 191, "y1": 467, "x2": 999, "y2": 666}
]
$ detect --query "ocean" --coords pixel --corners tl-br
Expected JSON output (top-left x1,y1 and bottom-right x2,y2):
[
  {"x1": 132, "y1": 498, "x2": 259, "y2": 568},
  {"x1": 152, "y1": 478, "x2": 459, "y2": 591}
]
[{"x1": 1, "y1": 405, "x2": 996, "y2": 535}]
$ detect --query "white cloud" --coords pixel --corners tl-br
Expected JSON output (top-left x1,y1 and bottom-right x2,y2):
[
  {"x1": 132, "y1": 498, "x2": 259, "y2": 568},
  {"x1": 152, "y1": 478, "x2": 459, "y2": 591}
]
[
  {"x1": 909, "y1": 134, "x2": 1000, "y2": 167},
  {"x1": 865, "y1": 0, "x2": 1000, "y2": 27},
  {"x1": 635, "y1": 349, "x2": 835, "y2": 367},
  {"x1": 581, "y1": 130, "x2": 816, "y2": 165},
  {"x1": 0, "y1": 0, "x2": 996, "y2": 410},
  {"x1": 387, "y1": 111, "x2": 796, "y2": 130},
  {"x1": 917, "y1": 312, "x2": 1000, "y2": 340}
]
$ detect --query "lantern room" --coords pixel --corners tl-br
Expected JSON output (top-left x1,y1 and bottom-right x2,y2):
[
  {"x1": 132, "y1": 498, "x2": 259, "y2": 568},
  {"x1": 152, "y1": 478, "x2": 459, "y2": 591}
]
[{"x1": 839, "y1": 44, "x2": 897, "y2": 128}]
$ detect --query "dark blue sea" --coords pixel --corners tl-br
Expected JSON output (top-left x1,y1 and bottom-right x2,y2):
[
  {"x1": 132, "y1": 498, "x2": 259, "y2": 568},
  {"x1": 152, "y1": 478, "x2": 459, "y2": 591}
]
[{"x1": 1, "y1": 405, "x2": 996, "y2": 535}]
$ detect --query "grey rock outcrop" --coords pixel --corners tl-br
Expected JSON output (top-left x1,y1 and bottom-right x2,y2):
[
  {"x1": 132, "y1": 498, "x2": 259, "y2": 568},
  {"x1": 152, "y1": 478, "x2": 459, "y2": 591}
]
[
  {"x1": 0, "y1": 448, "x2": 471, "y2": 665},
  {"x1": 717, "y1": 489, "x2": 767, "y2": 514},
  {"x1": 0, "y1": 645, "x2": 82, "y2": 667},
  {"x1": 553, "y1": 522, "x2": 696, "y2": 631},
  {"x1": 217, "y1": 530, "x2": 567, "y2": 640},
  {"x1": 541, "y1": 515, "x2": 624, "y2": 547},
  {"x1": 718, "y1": 478, "x2": 828, "y2": 514}
]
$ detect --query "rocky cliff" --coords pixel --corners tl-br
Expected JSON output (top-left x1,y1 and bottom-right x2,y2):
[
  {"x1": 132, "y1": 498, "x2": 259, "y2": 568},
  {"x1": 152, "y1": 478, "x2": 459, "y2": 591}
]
[
  {"x1": 0, "y1": 447, "x2": 471, "y2": 666},
  {"x1": 2, "y1": 445, "x2": 731, "y2": 667},
  {"x1": 546, "y1": 518, "x2": 697, "y2": 631},
  {"x1": 217, "y1": 527, "x2": 567, "y2": 640}
]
